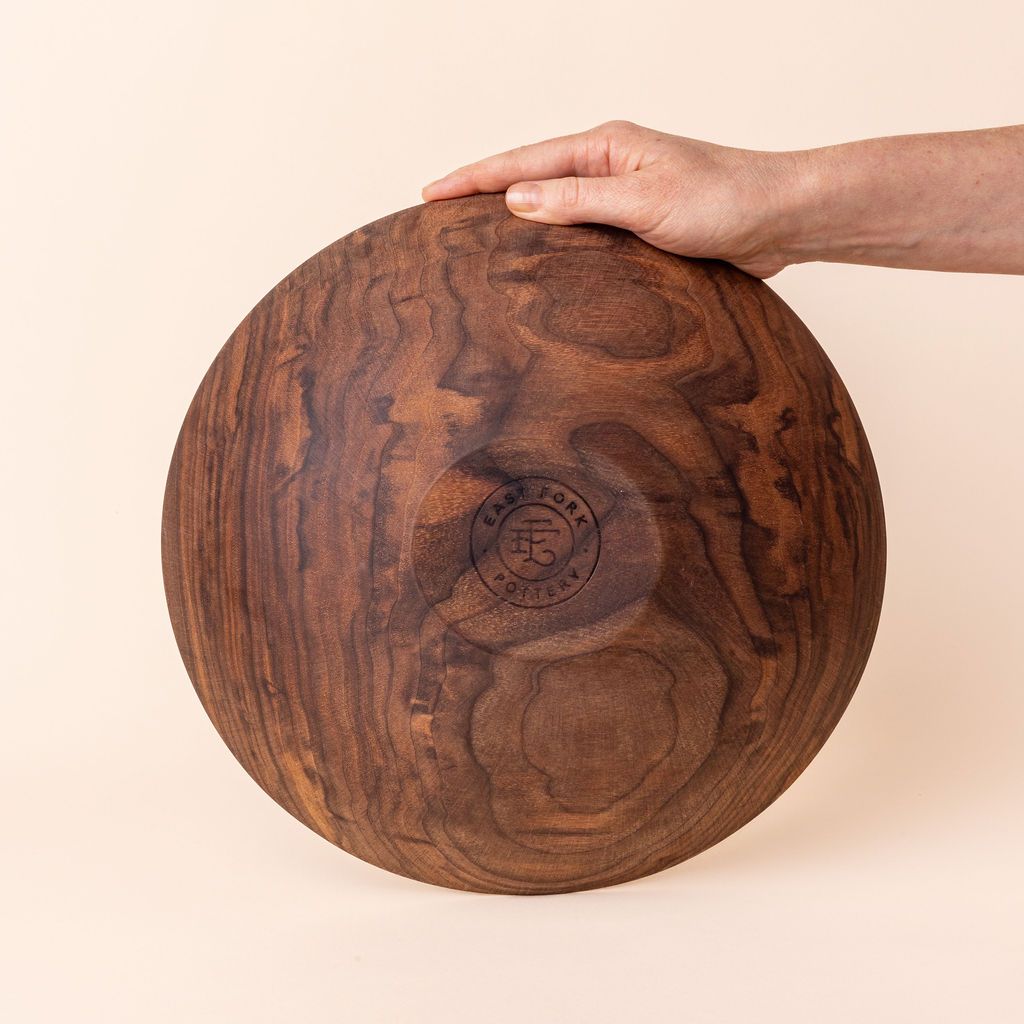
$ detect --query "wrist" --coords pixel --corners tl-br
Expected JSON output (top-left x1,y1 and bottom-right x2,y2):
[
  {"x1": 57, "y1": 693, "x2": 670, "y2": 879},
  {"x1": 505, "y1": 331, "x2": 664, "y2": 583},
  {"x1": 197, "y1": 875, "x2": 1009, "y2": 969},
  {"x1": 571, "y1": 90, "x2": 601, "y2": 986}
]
[
  {"x1": 726, "y1": 148, "x2": 829, "y2": 277},
  {"x1": 760, "y1": 147, "x2": 835, "y2": 270}
]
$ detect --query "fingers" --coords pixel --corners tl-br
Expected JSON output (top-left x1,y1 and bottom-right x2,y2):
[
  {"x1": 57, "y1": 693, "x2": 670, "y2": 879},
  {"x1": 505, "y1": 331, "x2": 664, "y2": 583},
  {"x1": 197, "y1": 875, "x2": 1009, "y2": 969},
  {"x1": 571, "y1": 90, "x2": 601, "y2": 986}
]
[
  {"x1": 503, "y1": 173, "x2": 651, "y2": 231},
  {"x1": 421, "y1": 126, "x2": 616, "y2": 201}
]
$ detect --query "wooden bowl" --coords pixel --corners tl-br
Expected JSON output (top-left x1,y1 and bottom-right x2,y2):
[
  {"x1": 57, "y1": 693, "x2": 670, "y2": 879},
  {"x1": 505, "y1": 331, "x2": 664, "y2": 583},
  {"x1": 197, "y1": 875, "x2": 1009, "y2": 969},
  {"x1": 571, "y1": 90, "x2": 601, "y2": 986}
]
[{"x1": 162, "y1": 193, "x2": 885, "y2": 894}]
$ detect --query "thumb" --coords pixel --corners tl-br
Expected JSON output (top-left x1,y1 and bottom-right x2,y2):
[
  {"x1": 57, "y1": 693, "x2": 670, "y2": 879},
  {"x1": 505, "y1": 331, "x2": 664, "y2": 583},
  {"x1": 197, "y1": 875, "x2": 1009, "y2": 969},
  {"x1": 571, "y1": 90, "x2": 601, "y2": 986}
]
[{"x1": 504, "y1": 174, "x2": 646, "y2": 230}]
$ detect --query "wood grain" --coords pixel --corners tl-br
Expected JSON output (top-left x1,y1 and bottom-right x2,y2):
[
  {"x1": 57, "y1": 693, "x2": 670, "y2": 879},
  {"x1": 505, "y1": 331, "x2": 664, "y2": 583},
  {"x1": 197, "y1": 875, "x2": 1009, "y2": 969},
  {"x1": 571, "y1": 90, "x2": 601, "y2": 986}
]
[{"x1": 161, "y1": 193, "x2": 886, "y2": 894}]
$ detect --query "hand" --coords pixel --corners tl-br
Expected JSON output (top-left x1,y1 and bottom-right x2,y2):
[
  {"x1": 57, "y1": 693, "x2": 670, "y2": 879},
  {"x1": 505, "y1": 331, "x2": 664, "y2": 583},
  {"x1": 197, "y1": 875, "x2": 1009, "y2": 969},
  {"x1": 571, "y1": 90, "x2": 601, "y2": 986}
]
[
  {"x1": 421, "y1": 120, "x2": 800, "y2": 279},
  {"x1": 422, "y1": 121, "x2": 1024, "y2": 278}
]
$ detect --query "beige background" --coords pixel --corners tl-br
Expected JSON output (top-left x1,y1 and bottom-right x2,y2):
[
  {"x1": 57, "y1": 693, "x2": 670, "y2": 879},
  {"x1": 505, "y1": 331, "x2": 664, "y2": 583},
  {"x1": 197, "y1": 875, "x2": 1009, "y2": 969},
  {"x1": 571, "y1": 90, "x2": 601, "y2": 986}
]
[{"x1": 3, "y1": 1, "x2": 1022, "y2": 1020}]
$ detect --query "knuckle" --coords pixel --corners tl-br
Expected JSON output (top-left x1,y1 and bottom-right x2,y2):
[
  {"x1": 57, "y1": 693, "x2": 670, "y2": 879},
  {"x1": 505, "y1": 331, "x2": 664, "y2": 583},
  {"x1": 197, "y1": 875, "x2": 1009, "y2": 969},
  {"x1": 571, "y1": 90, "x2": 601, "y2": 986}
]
[
  {"x1": 623, "y1": 175, "x2": 669, "y2": 232},
  {"x1": 596, "y1": 118, "x2": 639, "y2": 136},
  {"x1": 560, "y1": 176, "x2": 584, "y2": 209},
  {"x1": 580, "y1": 130, "x2": 614, "y2": 174}
]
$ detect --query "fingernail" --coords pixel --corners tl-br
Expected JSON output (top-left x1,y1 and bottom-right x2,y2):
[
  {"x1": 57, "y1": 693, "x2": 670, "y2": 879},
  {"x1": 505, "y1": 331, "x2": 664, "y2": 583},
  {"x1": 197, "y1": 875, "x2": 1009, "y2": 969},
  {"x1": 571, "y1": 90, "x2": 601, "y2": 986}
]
[{"x1": 506, "y1": 183, "x2": 541, "y2": 212}]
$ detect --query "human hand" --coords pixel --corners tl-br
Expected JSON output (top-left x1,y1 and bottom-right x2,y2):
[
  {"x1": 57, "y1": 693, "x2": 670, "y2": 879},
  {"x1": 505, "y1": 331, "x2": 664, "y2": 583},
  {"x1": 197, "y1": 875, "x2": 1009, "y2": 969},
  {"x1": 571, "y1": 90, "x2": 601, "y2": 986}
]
[
  {"x1": 422, "y1": 121, "x2": 1024, "y2": 278},
  {"x1": 421, "y1": 120, "x2": 801, "y2": 279}
]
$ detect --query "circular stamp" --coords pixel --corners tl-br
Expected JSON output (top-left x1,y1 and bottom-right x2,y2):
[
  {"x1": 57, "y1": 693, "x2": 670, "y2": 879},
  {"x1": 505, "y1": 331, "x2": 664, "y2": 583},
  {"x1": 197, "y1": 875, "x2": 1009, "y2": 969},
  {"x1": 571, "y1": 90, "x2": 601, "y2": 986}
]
[{"x1": 470, "y1": 477, "x2": 601, "y2": 608}]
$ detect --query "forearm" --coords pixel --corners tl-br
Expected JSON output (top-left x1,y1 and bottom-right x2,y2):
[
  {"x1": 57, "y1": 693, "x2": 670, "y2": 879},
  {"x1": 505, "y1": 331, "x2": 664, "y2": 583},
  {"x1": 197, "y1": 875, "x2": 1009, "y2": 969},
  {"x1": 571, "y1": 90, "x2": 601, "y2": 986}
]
[{"x1": 773, "y1": 126, "x2": 1024, "y2": 273}]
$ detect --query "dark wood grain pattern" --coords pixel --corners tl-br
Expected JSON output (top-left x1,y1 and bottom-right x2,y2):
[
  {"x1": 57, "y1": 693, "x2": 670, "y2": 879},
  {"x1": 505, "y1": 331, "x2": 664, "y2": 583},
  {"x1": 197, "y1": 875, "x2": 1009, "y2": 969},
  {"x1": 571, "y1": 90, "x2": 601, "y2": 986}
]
[{"x1": 161, "y1": 193, "x2": 886, "y2": 894}]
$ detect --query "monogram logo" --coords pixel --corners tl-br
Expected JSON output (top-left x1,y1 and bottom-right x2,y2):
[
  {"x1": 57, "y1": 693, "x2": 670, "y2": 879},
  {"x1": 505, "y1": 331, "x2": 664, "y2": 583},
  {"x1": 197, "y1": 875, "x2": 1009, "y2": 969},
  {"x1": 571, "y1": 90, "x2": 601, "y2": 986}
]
[{"x1": 470, "y1": 477, "x2": 600, "y2": 608}]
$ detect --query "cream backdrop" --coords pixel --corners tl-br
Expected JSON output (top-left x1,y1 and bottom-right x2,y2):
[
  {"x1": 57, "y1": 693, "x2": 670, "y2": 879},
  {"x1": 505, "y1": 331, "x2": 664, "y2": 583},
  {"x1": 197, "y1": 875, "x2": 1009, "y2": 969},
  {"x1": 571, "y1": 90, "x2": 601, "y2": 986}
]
[{"x1": 2, "y1": 1, "x2": 1021, "y2": 1021}]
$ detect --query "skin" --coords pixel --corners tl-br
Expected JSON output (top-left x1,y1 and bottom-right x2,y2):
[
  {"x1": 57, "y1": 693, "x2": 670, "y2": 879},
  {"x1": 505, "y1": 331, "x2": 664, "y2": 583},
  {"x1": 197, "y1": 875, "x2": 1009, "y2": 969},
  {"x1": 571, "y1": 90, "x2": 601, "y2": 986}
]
[{"x1": 421, "y1": 119, "x2": 1024, "y2": 279}]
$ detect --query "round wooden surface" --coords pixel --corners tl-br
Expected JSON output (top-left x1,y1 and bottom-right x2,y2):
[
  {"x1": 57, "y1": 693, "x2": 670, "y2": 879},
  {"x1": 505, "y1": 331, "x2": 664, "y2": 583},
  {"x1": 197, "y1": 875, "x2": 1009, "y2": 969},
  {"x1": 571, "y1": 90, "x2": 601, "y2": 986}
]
[{"x1": 161, "y1": 193, "x2": 886, "y2": 894}]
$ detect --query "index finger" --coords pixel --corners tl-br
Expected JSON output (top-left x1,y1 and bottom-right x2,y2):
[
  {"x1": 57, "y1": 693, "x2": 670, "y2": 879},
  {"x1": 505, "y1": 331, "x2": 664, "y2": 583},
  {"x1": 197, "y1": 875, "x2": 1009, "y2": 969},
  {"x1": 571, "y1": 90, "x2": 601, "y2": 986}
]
[{"x1": 421, "y1": 127, "x2": 612, "y2": 200}]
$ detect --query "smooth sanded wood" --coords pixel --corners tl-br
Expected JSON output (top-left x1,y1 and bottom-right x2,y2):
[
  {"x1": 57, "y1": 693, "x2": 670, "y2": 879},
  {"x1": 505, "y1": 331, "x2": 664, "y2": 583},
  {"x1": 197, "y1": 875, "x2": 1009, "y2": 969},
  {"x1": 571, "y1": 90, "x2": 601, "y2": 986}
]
[{"x1": 162, "y1": 193, "x2": 885, "y2": 894}]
